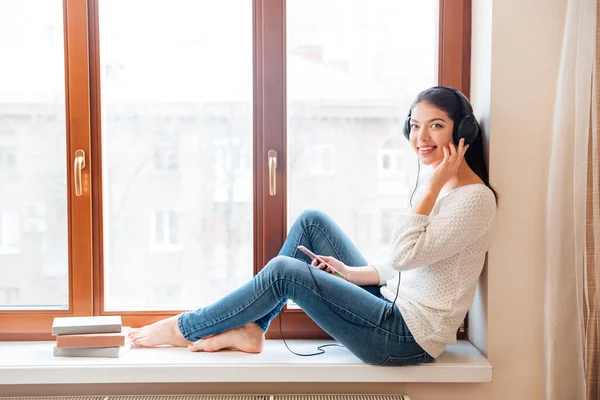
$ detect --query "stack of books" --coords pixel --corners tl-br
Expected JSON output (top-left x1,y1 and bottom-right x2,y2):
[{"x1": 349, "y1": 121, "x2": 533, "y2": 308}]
[{"x1": 52, "y1": 315, "x2": 131, "y2": 358}]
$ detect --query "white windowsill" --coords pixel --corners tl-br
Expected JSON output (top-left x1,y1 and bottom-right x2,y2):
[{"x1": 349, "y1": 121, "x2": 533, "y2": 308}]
[{"x1": 0, "y1": 339, "x2": 491, "y2": 385}]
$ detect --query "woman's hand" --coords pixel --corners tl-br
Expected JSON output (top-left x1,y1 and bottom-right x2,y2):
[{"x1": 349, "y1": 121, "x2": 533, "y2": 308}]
[
  {"x1": 428, "y1": 138, "x2": 469, "y2": 191},
  {"x1": 311, "y1": 255, "x2": 350, "y2": 278}
]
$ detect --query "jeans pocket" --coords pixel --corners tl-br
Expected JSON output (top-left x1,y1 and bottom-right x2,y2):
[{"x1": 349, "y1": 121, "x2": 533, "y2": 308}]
[{"x1": 381, "y1": 352, "x2": 434, "y2": 367}]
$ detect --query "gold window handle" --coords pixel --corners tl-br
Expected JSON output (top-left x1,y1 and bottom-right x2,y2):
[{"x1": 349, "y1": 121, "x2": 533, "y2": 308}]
[
  {"x1": 74, "y1": 149, "x2": 86, "y2": 196},
  {"x1": 268, "y1": 150, "x2": 277, "y2": 196}
]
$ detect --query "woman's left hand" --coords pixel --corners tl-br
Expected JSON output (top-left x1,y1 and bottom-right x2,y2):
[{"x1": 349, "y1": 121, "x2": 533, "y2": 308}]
[{"x1": 428, "y1": 138, "x2": 469, "y2": 191}]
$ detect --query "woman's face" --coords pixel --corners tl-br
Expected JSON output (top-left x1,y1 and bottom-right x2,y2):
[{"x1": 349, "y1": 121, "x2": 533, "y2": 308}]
[{"x1": 409, "y1": 102, "x2": 455, "y2": 167}]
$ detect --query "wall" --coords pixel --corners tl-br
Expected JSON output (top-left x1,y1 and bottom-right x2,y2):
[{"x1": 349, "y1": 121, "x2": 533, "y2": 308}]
[{"x1": 1, "y1": 0, "x2": 568, "y2": 398}]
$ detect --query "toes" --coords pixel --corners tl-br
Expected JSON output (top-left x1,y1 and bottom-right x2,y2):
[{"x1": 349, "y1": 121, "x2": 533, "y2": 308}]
[
  {"x1": 133, "y1": 337, "x2": 150, "y2": 347},
  {"x1": 128, "y1": 328, "x2": 141, "y2": 339},
  {"x1": 188, "y1": 341, "x2": 206, "y2": 352}
]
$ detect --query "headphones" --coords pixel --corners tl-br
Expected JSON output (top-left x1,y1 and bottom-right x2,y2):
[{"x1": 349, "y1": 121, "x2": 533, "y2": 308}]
[{"x1": 403, "y1": 86, "x2": 480, "y2": 145}]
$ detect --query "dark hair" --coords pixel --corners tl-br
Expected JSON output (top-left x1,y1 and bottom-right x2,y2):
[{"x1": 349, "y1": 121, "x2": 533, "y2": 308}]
[{"x1": 411, "y1": 87, "x2": 499, "y2": 204}]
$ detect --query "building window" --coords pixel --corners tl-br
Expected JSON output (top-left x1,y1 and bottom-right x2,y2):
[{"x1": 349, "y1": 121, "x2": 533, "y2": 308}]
[
  {"x1": 0, "y1": 147, "x2": 17, "y2": 173},
  {"x1": 0, "y1": 212, "x2": 21, "y2": 254},
  {"x1": 152, "y1": 211, "x2": 180, "y2": 251},
  {"x1": 153, "y1": 132, "x2": 178, "y2": 171},
  {"x1": 215, "y1": 138, "x2": 251, "y2": 175},
  {"x1": 379, "y1": 137, "x2": 405, "y2": 176},
  {"x1": 309, "y1": 145, "x2": 334, "y2": 175}
]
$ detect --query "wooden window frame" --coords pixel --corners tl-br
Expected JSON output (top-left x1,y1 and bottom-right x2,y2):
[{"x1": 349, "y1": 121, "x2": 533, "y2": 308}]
[
  {"x1": 0, "y1": 0, "x2": 93, "y2": 341},
  {"x1": 0, "y1": 0, "x2": 471, "y2": 341}
]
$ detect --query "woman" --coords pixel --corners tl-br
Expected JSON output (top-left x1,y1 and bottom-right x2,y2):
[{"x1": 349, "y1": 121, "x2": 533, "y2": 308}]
[{"x1": 129, "y1": 86, "x2": 498, "y2": 366}]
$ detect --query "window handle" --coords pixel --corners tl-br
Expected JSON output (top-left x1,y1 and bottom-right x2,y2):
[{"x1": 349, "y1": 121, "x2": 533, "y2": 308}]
[
  {"x1": 74, "y1": 149, "x2": 86, "y2": 196},
  {"x1": 268, "y1": 149, "x2": 277, "y2": 196}
]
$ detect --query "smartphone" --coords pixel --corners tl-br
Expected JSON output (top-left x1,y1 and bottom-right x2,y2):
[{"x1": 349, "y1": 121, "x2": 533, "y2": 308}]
[{"x1": 297, "y1": 245, "x2": 347, "y2": 280}]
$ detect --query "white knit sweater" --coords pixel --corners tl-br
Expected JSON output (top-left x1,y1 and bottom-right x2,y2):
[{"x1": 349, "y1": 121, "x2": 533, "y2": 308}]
[{"x1": 372, "y1": 183, "x2": 497, "y2": 358}]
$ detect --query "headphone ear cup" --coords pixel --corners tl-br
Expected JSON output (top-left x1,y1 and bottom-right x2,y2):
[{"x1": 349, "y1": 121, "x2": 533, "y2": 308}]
[
  {"x1": 456, "y1": 115, "x2": 479, "y2": 145},
  {"x1": 403, "y1": 115, "x2": 411, "y2": 140}
]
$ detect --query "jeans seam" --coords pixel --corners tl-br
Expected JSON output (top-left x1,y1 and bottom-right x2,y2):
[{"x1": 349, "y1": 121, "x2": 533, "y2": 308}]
[
  {"x1": 183, "y1": 274, "x2": 410, "y2": 340},
  {"x1": 283, "y1": 276, "x2": 412, "y2": 339},
  {"x1": 293, "y1": 223, "x2": 344, "y2": 262},
  {"x1": 381, "y1": 351, "x2": 433, "y2": 366}
]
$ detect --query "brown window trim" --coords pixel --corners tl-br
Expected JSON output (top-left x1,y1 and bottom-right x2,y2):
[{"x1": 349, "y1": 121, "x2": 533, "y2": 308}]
[
  {"x1": 0, "y1": 0, "x2": 94, "y2": 341},
  {"x1": 1, "y1": 0, "x2": 472, "y2": 341}
]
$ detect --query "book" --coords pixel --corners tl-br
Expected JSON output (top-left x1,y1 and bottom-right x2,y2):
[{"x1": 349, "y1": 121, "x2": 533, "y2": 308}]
[
  {"x1": 53, "y1": 341, "x2": 132, "y2": 358},
  {"x1": 56, "y1": 327, "x2": 130, "y2": 349},
  {"x1": 52, "y1": 316, "x2": 122, "y2": 336}
]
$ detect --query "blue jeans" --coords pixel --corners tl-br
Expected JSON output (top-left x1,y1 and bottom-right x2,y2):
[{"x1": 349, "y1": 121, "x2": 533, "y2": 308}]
[{"x1": 178, "y1": 209, "x2": 434, "y2": 366}]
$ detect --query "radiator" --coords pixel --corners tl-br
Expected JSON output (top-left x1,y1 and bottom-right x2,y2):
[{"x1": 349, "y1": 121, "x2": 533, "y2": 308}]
[{"x1": 0, "y1": 395, "x2": 411, "y2": 400}]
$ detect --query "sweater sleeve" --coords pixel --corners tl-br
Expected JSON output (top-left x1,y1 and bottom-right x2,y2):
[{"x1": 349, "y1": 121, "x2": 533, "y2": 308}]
[
  {"x1": 371, "y1": 260, "x2": 397, "y2": 286},
  {"x1": 388, "y1": 187, "x2": 496, "y2": 272}
]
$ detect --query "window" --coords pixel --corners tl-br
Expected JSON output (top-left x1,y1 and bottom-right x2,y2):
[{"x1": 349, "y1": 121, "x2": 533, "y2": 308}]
[
  {"x1": 379, "y1": 137, "x2": 406, "y2": 177},
  {"x1": 152, "y1": 211, "x2": 180, "y2": 250},
  {"x1": 0, "y1": 212, "x2": 21, "y2": 254},
  {"x1": 1, "y1": 0, "x2": 472, "y2": 340},
  {"x1": 0, "y1": 147, "x2": 17, "y2": 173},
  {"x1": 308, "y1": 145, "x2": 334, "y2": 175},
  {"x1": 215, "y1": 138, "x2": 252, "y2": 175},
  {"x1": 0, "y1": 288, "x2": 19, "y2": 305},
  {"x1": 153, "y1": 132, "x2": 179, "y2": 171}
]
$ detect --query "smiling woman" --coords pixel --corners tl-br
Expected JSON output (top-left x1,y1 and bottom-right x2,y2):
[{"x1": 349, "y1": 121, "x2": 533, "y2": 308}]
[
  {"x1": 405, "y1": 86, "x2": 498, "y2": 202},
  {"x1": 0, "y1": 0, "x2": 474, "y2": 341},
  {"x1": 124, "y1": 85, "x2": 498, "y2": 366}
]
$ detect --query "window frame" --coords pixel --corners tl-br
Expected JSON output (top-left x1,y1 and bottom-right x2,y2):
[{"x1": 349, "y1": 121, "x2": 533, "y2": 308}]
[
  {"x1": 0, "y1": 0, "x2": 472, "y2": 341},
  {"x1": 0, "y1": 0, "x2": 94, "y2": 341}
]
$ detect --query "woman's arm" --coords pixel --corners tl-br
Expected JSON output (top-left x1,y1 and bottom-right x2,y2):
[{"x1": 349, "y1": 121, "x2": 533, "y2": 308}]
[
  {"x1": 412, "y1": 187, "x2": 442, "y2": 216},
  {"x1": 345, "y1": 265, "x2": 381, "y2": 286},
  {"x1": 314, "y1": 256, "x2": 389, "y2": 286},
  {"x1": 388, "y1": 188, "x2": 496, "y2": 271}
]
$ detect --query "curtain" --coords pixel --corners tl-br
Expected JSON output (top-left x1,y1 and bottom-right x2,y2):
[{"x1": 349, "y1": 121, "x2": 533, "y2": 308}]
[
  {"x1": 583, "y1": 3, "x2": 600, "y2": 397},
  {"x1": 544, "y1": 0, "x2": 597, "y2": 399}
]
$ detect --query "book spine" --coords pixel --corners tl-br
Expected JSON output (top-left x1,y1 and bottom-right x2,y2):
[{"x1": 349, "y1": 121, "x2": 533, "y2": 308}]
[
  {"x1": 56, "y1": 335, "x2": 126, "y2": 349},
  {"x1": 52, "y1": 324, "x2": 122, "y2": 336},
  {"x1": 53, "y1": 346, "x2": 121, "y2": 358}
]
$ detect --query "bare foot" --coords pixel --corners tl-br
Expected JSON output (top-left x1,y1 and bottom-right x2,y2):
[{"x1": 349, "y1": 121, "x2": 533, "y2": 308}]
[
  {"x1": 188, "y1": 323, "x2": 264, "y2": 354},
  {"x1": 128, "y1": 315, "x2": 190, "y2": 347}
]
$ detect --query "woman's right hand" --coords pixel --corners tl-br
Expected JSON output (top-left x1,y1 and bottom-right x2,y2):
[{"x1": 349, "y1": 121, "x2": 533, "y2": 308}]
[
  {"x1": 311, "y1": 255, "x2": 349, "y2": 277},
  {"x1": 427, "y1": 138, "x2": 469, "y2": 192}
]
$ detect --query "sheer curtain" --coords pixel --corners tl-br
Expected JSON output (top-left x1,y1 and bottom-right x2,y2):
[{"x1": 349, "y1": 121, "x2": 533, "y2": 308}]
[{"x1": 544, "y1": 0, "x2": 597, "y2": 399}]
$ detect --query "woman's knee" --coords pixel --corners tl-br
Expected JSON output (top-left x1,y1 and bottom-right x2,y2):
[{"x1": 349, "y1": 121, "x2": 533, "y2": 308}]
[
  {"x1": 264, "y1": 255, "x2": 295, "y2": 275},
  {"x1": 298, "y1": 209, "x2": 328, "y2": 225},
  {"x1": 264, "y1": 255, "x2": 305, "y2": 279}
]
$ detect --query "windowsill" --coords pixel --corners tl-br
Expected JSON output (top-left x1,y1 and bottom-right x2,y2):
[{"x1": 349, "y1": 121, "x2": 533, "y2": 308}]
[{"x1": 0, "y1": 339, "x2": 491, "y2": 384}]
